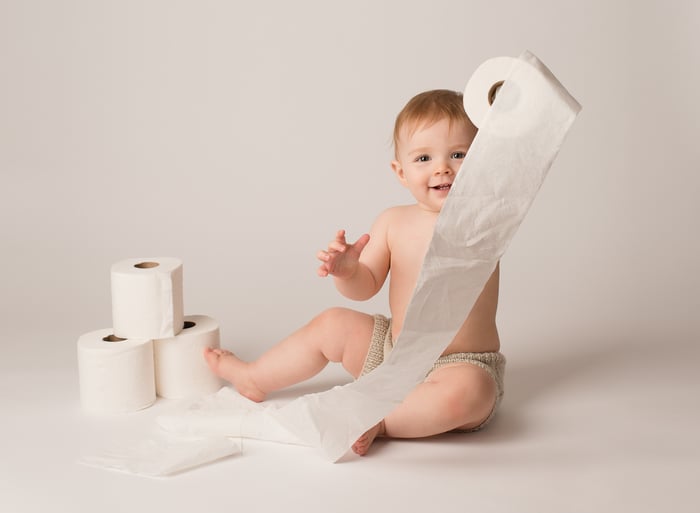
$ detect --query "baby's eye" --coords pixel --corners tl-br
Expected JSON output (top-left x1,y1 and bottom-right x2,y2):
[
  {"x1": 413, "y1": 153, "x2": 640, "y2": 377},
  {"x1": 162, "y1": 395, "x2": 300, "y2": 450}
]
[
  {"x1": 415, "y1": 155, "x2": 431, "y2": 162},
  {"x1": 451, "y1": 151, "x2": 466, "y2": 159}
]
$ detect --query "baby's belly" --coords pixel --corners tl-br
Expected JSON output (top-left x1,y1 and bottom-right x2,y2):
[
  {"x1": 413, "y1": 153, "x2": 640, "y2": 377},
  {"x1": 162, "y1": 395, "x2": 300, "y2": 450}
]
[
  {"x1": 390, "y1": 320, "x2": 500, "y2": 355},
  {"x1": 441, "y1": 324, "x2": 501, "y2": 354}
]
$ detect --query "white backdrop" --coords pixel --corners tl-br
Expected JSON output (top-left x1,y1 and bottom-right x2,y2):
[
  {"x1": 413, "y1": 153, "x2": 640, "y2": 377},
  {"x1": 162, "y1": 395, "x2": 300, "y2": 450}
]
[
  {"x1": 1, "y1": 1, "x2": 698, "y2": 512},
  {"x1": 2, "y1": 0, "x2": 698, "y2": 359}
]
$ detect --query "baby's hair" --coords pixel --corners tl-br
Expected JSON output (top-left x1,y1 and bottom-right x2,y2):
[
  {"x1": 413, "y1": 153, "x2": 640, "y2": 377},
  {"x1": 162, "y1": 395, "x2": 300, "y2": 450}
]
[{"x1": 393, "y1": 89, "x2": 476, "y2": 155}]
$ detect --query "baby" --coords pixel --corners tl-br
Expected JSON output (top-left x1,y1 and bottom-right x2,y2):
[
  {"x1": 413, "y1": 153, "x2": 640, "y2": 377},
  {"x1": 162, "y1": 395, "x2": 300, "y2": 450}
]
[{"x1": 205, "y1": 89, "x2": 505, "y2": 456}]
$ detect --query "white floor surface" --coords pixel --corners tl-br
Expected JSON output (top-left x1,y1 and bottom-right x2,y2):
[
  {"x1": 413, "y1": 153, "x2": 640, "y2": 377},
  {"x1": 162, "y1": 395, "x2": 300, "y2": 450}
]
[{"x1": 2, "y1": 325, "x2": 698, "y2": 513}]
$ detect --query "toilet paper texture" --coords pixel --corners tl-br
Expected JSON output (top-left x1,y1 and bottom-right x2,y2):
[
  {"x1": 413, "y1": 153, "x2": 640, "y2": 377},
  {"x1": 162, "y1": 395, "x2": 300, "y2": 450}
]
[
  {"x1": 77, "y1": 329, "x2": 156, "y2": 414},
  {"x1": 157, "y1": 387, "x2": 305, "y2": 446},
  {"x1": 154, "y1": 315, "x2": 223, "y2": 399},
  {"x1": 80, "y1": 430, "x2": 241, "y2": 477},
  {"x1": 111, "y1": 257, "x2": 184, "y2": 339},
  {"x1": 462, "y1": 56, "x2": 515, "y2": 128}
]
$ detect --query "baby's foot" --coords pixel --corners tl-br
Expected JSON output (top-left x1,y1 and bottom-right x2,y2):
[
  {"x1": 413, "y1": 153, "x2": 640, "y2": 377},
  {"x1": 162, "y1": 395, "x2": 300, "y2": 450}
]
[
  {"x1": 351, "y1": 420, "x2": 386, "y2": 456},
  {"x1": 203, "y1": 348, "x2": 266, "y2": 402}
]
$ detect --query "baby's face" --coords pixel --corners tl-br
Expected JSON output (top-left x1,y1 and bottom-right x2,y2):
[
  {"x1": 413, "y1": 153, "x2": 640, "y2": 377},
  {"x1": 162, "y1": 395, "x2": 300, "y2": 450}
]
[{"x1": 392, "y1": 117, "x2": 476, "y2": 213}]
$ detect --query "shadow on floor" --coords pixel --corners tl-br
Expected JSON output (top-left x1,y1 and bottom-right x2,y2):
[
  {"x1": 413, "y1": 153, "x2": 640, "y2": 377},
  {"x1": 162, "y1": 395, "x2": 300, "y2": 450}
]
[{"x1": 466, "y1": 333, "x2": 665, "y2": 442}]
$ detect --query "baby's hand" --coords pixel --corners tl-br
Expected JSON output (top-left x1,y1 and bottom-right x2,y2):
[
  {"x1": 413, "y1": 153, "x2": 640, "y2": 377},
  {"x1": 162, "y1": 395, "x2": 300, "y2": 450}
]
[{"x1": 317, "y1": 229, "x2": 370, "y2": 279}]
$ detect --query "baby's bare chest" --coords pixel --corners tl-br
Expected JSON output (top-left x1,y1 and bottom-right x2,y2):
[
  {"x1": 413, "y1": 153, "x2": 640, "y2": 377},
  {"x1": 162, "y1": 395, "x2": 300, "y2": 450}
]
[{"x1": 389, "y1": 224, "x2": 433, "y2": 281}]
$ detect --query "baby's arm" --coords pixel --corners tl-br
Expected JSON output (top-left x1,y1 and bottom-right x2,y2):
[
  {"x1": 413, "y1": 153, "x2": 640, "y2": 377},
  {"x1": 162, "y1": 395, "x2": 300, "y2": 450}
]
[{"x1": 317, "y1": 211, "x2": 391, "y2": 301}]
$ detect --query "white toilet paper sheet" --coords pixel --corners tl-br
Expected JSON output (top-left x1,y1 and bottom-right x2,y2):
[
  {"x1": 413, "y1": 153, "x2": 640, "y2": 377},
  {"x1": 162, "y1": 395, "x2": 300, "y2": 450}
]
[
  {"x1": 157, "y1": 50, "x2": 581, "y2": 463},
  {"x1": 80, "y1": 430, "x2": 241, "y2": 477},
  {"x1": 158, "y1": 387, "x2": 305, "y2": 445}
]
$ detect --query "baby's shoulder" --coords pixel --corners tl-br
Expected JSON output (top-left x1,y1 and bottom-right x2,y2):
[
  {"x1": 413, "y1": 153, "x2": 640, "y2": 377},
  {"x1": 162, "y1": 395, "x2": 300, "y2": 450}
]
[
  {"x1": 377, "y1": 204, "x2": 421, "y2": 224},
  {"x1": 373, "y1": 205, "x2": 429, "y2": 242}
]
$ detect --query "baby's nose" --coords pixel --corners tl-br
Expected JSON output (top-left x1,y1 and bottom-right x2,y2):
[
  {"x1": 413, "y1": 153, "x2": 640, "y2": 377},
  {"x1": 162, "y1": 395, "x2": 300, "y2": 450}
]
[{"x1": 434, "y1": 162, "x2": 454, "y2": 174}]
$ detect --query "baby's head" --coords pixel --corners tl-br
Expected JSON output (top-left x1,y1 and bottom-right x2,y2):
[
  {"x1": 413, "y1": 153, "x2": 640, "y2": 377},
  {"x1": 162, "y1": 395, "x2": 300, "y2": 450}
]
[
  {"x1": 392, "y1": 89, "x2": 476, "y2": 158},
  {"x1": 391, "y1": 90, "x2": 477, "y2": 213}
]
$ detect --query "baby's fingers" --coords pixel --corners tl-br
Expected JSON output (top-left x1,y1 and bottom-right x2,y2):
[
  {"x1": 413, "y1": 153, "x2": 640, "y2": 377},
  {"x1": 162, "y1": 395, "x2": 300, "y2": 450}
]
[
  {"x1": 328, "y1": 240, "x2": 347, "y2": 253},
  {"x1": 352, "y1": 233, "x2": 370, "y2": 254},
  {"x1": 328, "y1": 229, "x2": 345, "y2": 250}
]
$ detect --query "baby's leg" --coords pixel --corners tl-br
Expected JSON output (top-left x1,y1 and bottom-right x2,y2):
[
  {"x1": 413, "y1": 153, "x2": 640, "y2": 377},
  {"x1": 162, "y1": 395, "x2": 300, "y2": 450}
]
[
  {"x1": 352, "y1": 363, "x2": 497, "y2": 455},
  {"x1": 205, "y1": 307, "x2": 375, "y2": 402}
]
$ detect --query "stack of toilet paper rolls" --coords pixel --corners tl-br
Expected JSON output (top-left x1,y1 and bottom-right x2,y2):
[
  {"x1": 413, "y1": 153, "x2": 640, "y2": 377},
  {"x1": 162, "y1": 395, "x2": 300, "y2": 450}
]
[{"x1": 77, "y1": 257, "x2": 222, "y2": 414}]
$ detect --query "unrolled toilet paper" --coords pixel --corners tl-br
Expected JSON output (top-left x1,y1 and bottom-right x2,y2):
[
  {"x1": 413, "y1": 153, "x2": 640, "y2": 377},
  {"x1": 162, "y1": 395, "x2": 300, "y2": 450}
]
[
  {"x1": 154, "y1": 315, "x2": 223, "y2": 399},
  {"x1": 80, "y1": 430, "x2": 241, "y2": 477},
  {"x1": 111, "y1": 257, "x2": 184, "y2": 339},
  {"x1": 158, "y1": 387, "x2": 304, "y2": 445},
  {"x1": 77, "y1": 329, "x2": 156, "y2": 414}
]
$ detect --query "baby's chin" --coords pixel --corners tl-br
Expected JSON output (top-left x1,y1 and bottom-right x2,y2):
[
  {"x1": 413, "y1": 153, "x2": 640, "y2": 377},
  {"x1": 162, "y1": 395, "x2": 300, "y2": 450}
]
[{"x1": 416, "y1": 202, "x2": 444, "y2": 214}]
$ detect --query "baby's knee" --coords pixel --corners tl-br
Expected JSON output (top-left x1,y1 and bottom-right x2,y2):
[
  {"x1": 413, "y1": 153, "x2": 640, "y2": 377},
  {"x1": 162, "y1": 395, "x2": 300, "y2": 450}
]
[
  {"x1": 312, "y1": 307, "x2": 353, "y2": 328},
  {"x1": 441, "y1": 367, "x2": 497, "y2": 426}
]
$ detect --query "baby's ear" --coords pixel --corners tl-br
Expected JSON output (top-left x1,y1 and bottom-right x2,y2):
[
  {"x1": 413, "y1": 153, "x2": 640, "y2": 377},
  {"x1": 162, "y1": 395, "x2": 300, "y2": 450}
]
[{"x1": 391, "y1": 160, "x2": 408, "y2": 186}]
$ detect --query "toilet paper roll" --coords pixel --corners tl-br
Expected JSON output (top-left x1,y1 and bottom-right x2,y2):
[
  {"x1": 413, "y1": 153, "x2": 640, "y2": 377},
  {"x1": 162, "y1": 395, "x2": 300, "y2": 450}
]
[
  {"x1": 463, "y1": 56, "x2": 547, "y2": 137},
  {"x1": 77, "y1": 329, "x2": 156, "y2": 414},
  {"x1": 111, "y1": 257, "x2": 184, "y2": 339},
  {"x1": 154, "y1": 315, "x2": 223, "y2": 399}
]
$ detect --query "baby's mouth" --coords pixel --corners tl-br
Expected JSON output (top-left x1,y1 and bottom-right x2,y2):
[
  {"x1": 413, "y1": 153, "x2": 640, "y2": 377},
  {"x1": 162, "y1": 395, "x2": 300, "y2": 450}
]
[{"x1": 430, "y1": 183, "x2": 452, "y2": 191}]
